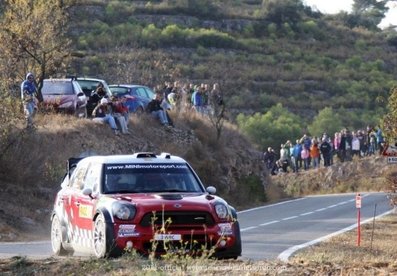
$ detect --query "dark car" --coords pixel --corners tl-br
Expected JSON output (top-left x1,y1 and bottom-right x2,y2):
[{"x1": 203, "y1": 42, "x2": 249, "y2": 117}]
[
  {"x1": 50, "y1": 152, "x2": 242, "y2": 259},
  {"x1": 109, "y1": 84, "x2": 155, "y2": 114},
  {"x1": 76, "y1": 77, "x2": 112, "y2": 117},
  {"x1": 41, "y1": 78, "x2": 87, "y2": 118}
]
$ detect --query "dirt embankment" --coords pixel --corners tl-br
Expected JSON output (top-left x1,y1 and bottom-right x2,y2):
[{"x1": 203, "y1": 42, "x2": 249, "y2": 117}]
[{"x1": 0, "y1": 113, "x2": 270, "y2": 242}]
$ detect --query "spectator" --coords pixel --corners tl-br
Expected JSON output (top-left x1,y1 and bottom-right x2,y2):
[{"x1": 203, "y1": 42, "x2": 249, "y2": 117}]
[
  {"x1": 310, "y1": 139, "x2": 320, "y2": 169},
  {"x1": 209, "y1": 83, "x2": 224, "y2": 117},
  {"x1": 279, "y1": 143, "x2": 290, "y2": 168},
  {"x1": 21, "y1": 72, "x2": 38, "y2": 129},
  {"x1": 146, "y1": 91, "x2": 170, "y2": 127},
  {"x1": 263, "y1": 147, "x2": 277, "y2": 175},
  {"x1": 88, "y1": 82, "x2": 107, "y2": 117},
  {"x1": 192, "y1": 85, "x2": 204, "y2": 114},
  {"x1": 376, "y1": 126, "x2": 384, "y2": 154},
  {"x1": 92, "y1": 98, "x2": 119, "y2": 135},
  {"x1": 320, "y1": 138, "x2": 332, "y2": 167},
  {"x1": 111, "y1": 96, "x2": 129, "y2": 134},
  {"x1": 334, "y1": 132, "x2": 342, "y2": 161},
  {"x1": 301, "y1": 146, "x2": 310, "y2": 170},
  {"x1": 368, "y1": 130, "x2": 376, "y2": 156},
  {"x1": 351, "y1": 132, "x2": 361, "y2": 158},
  {"x1": 292, "y1": 140, "x2": 303, "y2": 172}
]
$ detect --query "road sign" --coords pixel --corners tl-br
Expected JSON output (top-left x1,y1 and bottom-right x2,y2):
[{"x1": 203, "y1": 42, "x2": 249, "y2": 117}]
[
  {"x1": 383, "y1": 143, "x2": 397, "y2": 156},
  {"x1": 356, "y1": 194, "x2": 362, "y2": 209},
  {"x1": 388, "y1": 157, "x2": 397, "y2": 164}
]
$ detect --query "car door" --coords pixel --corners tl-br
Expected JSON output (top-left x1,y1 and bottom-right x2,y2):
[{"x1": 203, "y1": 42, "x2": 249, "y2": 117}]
[{"x1": 69, "y1": 163, "x2": 95, "y2": 249}]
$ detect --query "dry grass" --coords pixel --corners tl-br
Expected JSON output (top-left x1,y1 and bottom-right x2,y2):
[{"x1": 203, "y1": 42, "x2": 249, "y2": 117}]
[
  {"x1": 291, "y1": 213, "x2": 397, "y2": 274},
  {"x1": 2, "y1": 215, "x2": 397, "y2": 276}
]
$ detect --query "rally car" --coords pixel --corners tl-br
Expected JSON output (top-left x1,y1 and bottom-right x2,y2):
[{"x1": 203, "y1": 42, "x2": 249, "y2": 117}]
[{"x1": 50, "y1": 152, "x2": 241, "y2": 259}]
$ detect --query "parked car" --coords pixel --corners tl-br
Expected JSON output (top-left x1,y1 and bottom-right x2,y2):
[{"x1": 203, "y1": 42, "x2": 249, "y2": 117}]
[
  {"x1": 75, "y1": 77, "x2": 112, "y2": 117},
  {"x1": 41, "y1": 78, "x2": 87, "y2": 118},
  {"x1": 109, "y1": 84, "x2": 155, "y2": 114},
  {"x1": 50, "y1": 152, "x2": 242, "y2": 259}
]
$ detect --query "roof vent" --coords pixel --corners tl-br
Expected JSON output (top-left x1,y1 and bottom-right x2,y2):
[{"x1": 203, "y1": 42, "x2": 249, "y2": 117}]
[
  {"x1": 159, "y1": 152, "x2": 171, "y2": 159},
  {"x1": 136, "y1": 152, "x2": 157, "y2": 158}
]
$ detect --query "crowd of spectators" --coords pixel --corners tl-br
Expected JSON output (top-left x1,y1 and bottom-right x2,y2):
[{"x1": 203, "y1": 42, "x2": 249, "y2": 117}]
[
  {"x1": 90, "y1": 80, "x2": 224, "y2": 134},
  {"x1": 263, "y1": 126, "x2": 385, "y2": 175}
]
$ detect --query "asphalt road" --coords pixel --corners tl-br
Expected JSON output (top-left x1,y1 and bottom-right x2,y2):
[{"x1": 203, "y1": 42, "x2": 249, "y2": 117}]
[
  {"x1": 238, "y1": 192, "x2": 394, "y2": 260},
  {"x1": 0, "y1": 192, "x2": 393, "y2": 260}
]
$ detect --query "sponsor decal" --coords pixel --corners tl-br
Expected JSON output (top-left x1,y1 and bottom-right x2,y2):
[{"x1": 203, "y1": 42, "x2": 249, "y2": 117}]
[
  {"x1": 218, "y1": 223, "x2": 233, "y2": 236},
  {"x1": 78, "y1": 205, "x2": 93, "y2": 219},
  {"x1": 118, "y1": 224, "x2": 139, "y2": 237},
  {"x1": 106, "y1": 164, "x2": 188, "y2": 170}
]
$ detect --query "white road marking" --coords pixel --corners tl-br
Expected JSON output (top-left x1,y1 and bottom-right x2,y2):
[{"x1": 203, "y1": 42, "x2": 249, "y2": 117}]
[
  {"x1": 240, "y1": 226, "x2": 258, "y2": 232},
  {"x1": 237, "y1": 198, "x2": 306, "y2": 214},
  {"x1": 278, "y1": 209, "x2": 395, "y2": 262},
  {"x1": 300, "y1": 212, "x2": 314, "y2": 216},
  {"x1": 239, "y1": 193, "x2": 378, "y2": 232},
  {"x1": 260, "y1": 220, "x2": 279, "y2": 226},
  {"x1": 282, "y1": 216, "x2": 298, "y2": 221}
]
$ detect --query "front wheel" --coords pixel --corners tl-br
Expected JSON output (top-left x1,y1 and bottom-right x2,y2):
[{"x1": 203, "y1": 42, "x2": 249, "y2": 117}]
[
  {"x1": 51, "y1": 215, "x2": 69, "y2": 256},
  {"x1": 93, "y1": 213, "x2": 108, "y2": 258}
]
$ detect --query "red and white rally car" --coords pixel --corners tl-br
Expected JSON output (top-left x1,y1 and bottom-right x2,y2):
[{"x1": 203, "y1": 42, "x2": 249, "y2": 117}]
[{"x1": 50, "y1": 152, "x2": 241, "y2": 259}]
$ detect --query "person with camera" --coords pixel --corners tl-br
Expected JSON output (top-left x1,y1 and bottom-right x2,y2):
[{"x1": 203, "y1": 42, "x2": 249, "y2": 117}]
[{"x1": 92, "y1": 98, "x2": 119, "y2": 135}]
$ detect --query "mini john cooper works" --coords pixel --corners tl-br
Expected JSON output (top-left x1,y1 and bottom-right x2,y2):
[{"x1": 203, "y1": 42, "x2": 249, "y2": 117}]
[{"x1": 50, "y1": 152, "x2": 241, "y2": 259}]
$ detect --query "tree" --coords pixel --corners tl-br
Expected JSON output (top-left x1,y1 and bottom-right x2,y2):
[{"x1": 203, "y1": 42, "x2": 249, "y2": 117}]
[
  {"x1": 261, "y1": 0, "x2": 305, "y2": 28},
  {"x1": 348, "y1": 0, "x2": 389, "y2": 29},
  {"x1": 0, "y1": 0, "x2": 72, "y2": 99},
  {"x1": 382, "y1": 87, "x2": 397, "y2": 141},
  {"x1": 308, "y1": 107, "x2": 343, "y2": 138},
  {"x1": 237, "y1": 103, "x2": 303, "y2": 151}
]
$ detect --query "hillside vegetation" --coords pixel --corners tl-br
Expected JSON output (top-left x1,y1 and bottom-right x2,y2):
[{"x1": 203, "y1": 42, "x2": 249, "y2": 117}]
[{"x1": 67, "y1": 0, "x2": 397, "y2": 127}]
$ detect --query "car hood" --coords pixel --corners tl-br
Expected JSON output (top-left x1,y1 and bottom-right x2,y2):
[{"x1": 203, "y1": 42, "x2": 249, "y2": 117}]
[{"x1": 105, "y1": 193, "x2": 224, "y2": 212}]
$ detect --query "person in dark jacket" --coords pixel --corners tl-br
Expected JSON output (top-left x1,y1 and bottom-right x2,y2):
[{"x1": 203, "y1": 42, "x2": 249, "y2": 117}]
[
  {"x1": 87, "y1": 82, "x2": 107, "y2": 117},
  {"x1": 320, "y1": 138, "x2": 332, "y2": 167},
  {"x1": 146, "y1": 91, "x2": 170, "y2": 126},
  {"x1": 263, "y1": 147, "x2": 277, "y2": 175}
]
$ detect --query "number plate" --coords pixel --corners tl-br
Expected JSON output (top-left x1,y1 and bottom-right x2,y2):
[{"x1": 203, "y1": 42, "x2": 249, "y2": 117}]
[{"x1": 154, "y1": 234, "x2": 181, "y2": 241}]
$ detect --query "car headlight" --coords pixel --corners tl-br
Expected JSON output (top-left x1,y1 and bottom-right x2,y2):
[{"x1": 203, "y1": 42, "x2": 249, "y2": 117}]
[
  {"x1": 215, "y1": 204, "x2": 229, "y2": 219},
  {"x1": 112, "y1": 202, "x2": 136, "y2": 220}
]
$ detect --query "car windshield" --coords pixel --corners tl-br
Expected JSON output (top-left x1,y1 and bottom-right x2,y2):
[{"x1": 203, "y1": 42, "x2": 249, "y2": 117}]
[
  {"x1": 42, "y1": 81, "x2": 74, "y2": 95},
  {"x1": 102, "y1": 163, "x2": 205, "y2": 194}
]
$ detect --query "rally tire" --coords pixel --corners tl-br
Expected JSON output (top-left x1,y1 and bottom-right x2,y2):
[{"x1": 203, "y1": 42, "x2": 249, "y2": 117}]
[
  {"x1": 93, "y1": 213, "x2": 108, "y2": 258},
  {"x1": 51, "y1": 215, "x2": 69, "y2": 256}
]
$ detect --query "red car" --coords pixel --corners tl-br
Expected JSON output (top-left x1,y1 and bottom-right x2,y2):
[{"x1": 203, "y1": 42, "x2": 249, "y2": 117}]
[
  {"x1": 50, "y1": 152, "x2": 241, "y2": 259},
  {"x1": 41, "y1": 78, "x2": 88, "y2": 118}
]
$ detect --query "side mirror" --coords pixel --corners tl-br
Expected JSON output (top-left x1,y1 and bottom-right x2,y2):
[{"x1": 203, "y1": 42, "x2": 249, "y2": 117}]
[
  {"x1": 206, "y1": 186, "x2": 217, "y2": 195},
  {"x1": 82, "y1": 187, "x2": 93, "y2": 197}
]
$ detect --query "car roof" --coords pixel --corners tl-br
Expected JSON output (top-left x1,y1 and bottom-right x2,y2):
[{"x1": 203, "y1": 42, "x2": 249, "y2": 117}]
[
  {"x1": 79, "y1": 152, "x2": 187, "y2": 165},
  {"x1": 109, "y1": 84, "x2": 150, "y2": 88},
  {"x1": 43, "y1": 78, "x2": 76, "y2": 82},
  {"x1": 76, "y1": 77, "x2": 108, "y2": 82}
]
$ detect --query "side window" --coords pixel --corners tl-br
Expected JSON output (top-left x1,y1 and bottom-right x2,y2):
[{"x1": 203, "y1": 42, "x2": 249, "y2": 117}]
[
  {"x1": 70, "y1": 165, "x2": 88, "y2": 190},
  {"x1": 145, "y1": 88, "x2": 154, "y2": 99},
  {"x1": 136, "y1": 87, "x2": 146, "y2": 97},
  {"x1": 84, "y1": 163, "x2": 102, "y2": 192}
]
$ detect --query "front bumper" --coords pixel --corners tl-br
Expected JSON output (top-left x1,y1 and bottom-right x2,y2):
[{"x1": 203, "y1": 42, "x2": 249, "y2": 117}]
[{"x1": 111, "y1": 222, "x2": 241, "y2": 257}]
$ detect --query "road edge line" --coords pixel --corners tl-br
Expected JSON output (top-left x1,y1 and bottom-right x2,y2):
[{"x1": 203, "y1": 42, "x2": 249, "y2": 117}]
[{"x1": 277, "y1": 208, "x2": 395, "y2": 262}]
